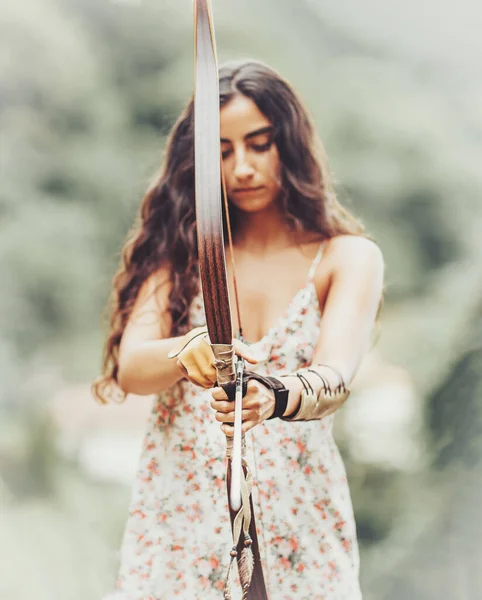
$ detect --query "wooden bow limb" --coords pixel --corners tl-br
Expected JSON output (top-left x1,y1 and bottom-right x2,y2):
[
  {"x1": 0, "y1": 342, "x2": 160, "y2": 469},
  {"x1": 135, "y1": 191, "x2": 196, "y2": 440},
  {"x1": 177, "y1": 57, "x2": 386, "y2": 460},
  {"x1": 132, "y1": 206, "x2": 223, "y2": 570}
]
[
  {"x1": 193, "y1": 1, "x2": 268, "y2": 598},
  {"x1": 193, "y1": 0, "x2": 242, "y2": 513}
]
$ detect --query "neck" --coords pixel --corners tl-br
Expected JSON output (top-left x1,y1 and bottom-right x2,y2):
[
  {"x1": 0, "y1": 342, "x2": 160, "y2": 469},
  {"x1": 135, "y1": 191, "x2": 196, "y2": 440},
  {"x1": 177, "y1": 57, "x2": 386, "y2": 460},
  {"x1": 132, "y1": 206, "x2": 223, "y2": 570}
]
[{"x1": 232, "y1": 205, "x2": 296, "y2": 255}]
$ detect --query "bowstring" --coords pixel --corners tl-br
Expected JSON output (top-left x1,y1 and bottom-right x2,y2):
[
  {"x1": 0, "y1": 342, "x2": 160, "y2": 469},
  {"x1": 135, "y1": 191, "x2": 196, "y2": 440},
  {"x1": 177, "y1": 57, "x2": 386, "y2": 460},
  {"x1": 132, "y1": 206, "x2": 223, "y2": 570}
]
[{"x1": 220, "y1": 161, "x2": 244, "y2": 342}]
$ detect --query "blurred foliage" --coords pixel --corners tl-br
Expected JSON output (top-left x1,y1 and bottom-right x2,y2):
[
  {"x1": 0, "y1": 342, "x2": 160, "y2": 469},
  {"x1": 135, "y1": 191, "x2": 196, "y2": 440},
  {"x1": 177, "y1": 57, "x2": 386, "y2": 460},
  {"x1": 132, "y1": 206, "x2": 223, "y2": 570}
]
[
  {"x1": 428, "y1": 298, "x2": 482, "y2": 469},
  {"x1": 0, "y1": 0, "x2": 481, "y2": 598},
  {"x1": 376, "y1": 292, "x2": 482, "y2": 599}
]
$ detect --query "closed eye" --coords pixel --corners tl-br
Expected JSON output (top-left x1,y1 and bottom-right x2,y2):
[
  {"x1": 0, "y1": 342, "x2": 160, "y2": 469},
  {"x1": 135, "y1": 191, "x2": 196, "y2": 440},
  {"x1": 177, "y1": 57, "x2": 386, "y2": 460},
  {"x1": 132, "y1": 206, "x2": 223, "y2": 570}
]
[
  {"x1": 221, "y1": 136, "x2": 274, "y2": 159},
  {"x1": 251, "y1": 141, "x2": 273, "y2": 152}
]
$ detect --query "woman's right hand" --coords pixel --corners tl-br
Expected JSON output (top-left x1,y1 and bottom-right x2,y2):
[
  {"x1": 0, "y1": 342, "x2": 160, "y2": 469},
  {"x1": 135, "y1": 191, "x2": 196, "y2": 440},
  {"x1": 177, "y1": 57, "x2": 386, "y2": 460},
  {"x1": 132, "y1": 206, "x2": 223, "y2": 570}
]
[{"x1": 168, "y1": 327, "x2": 259, "y2": 388}]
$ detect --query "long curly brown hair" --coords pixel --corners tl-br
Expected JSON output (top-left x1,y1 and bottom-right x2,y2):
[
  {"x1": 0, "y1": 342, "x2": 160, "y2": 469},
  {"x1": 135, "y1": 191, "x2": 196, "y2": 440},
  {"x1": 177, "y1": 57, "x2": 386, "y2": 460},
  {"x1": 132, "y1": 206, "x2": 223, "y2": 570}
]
[{"x1": 92, "y1": 60, "x2": 367, "y2": 403}]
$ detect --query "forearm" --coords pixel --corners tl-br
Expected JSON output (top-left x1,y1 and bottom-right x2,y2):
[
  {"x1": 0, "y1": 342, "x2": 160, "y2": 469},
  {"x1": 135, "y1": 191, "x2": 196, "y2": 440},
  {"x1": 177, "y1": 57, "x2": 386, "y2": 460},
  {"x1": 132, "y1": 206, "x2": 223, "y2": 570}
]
[
  {"x1": 118, "y1": 337, "x2": 185, "y2": 395},
  {"x1": 279, "y1": 364, "x2": 348, "y2": 419}
]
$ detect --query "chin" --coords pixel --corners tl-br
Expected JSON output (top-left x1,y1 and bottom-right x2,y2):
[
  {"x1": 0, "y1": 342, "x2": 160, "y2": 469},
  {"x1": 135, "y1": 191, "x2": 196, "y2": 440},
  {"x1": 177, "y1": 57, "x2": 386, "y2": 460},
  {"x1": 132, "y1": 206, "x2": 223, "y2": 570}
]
[
  {"x1": 231, "y1": 196, "x2": 278, "y2": 214},
  {"x1": 239, "y1": 201, "x2": 269, "y2": 212}
]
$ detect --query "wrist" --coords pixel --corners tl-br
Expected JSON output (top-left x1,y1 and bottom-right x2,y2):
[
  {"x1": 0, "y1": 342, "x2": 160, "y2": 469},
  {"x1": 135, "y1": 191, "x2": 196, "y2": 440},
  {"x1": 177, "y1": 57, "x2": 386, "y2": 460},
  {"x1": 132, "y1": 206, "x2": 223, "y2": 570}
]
[
  {"x1": 267, "y1": 389, "x2": 277, "y2": 419},
  {"x1": 279, "y1": 375, "x2": 304, "y2": 417},
  {"x1": 265, "y1": 378, "x2": 289, "y2": 420},
  {"x1": 167, "y1": 327, "x2": 208, "y2": 359},
  {"x1": 174, "y1": 357, "x2": 187, "y2": 380}
]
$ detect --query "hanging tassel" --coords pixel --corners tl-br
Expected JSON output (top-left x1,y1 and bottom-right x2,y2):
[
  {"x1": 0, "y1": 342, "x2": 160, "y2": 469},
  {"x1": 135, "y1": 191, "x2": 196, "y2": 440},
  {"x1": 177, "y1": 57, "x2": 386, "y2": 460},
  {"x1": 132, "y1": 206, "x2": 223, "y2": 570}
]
[
  {"x1": 223, "y1": 545, "x2": 238, "y2": 600},
  {"x1": 224, "y1": 487, "x2": 244, "y2": 600},
  {"x1": 225, "y1": 435, "x2": 257, "y2": 598},
  {"x1": 237, "y1": 457, "x2": 255, "y2": 595},
  {"x1": 239, "y1": 533, "x2": 254, "y2": 598}
]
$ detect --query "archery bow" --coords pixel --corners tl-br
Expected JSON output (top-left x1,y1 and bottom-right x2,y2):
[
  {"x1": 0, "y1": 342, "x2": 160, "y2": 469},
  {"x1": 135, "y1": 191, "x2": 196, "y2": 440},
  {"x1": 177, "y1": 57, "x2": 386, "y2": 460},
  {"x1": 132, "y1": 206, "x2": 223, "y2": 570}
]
[{"x1": 193, "y1": 1, "x2": 268, "y2": 598}]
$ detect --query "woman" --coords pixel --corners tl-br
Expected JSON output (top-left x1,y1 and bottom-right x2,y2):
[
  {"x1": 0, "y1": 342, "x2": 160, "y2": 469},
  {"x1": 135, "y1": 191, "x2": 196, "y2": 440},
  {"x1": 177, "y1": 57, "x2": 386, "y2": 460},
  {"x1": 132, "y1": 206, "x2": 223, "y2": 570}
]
[{"x1": 94, "y1": 60, "x2": 384, "y2": 600}]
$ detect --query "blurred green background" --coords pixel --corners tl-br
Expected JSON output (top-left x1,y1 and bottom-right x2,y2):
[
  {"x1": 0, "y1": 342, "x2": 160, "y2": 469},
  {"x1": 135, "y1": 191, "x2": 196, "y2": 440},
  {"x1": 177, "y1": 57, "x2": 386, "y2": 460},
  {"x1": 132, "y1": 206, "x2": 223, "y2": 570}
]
[{"x1": 1, "y1": 0, "x2": 481, "y2": 598}]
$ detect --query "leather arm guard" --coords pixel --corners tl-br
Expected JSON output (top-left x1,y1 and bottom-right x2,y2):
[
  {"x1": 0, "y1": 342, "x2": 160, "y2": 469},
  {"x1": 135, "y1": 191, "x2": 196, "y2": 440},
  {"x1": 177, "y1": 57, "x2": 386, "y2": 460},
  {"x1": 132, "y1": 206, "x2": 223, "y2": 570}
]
[{"x1": 280, "y1": 366, "x2": 351, "y2": 421}]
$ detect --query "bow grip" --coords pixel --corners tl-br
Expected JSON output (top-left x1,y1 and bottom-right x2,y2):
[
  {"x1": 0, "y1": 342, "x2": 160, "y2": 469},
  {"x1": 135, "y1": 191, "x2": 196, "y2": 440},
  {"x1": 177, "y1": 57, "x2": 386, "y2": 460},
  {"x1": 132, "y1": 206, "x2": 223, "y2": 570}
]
[{"x1": 211, "y1": 342, "x2": 236, "y2": 387}]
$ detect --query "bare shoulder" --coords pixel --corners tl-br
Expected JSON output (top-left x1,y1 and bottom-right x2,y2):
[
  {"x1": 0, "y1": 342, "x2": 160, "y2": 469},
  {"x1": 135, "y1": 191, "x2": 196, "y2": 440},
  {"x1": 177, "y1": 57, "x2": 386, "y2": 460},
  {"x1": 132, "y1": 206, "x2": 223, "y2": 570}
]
[
  {"x1": 325, "y1": 235, "x2": 384, "y2": 275},
  {"x1": 135, "y1": 265, "x2": 172, "y2": 305},
  {"x1": 121, "y1": 265, "x2": 173, "y2": 345}
]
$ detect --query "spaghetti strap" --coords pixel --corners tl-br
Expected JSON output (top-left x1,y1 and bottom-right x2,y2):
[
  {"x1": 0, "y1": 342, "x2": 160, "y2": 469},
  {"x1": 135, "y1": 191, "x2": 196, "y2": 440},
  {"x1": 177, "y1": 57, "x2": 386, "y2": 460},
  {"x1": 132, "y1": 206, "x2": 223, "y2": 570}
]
[{"x1": 307, "y1": 241, "x2": 326, "y2": 282}]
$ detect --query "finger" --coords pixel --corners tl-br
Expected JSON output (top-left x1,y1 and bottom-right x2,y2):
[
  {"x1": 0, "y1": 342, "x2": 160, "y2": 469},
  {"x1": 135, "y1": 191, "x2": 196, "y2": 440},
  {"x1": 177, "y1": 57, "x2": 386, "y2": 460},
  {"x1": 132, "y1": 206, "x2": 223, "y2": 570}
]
[
  {"x1": 214, "y1": 408, "x2": 253, "y2": 423},
  {"x1": 221, "y1": 420, "x2": 256, "y2": 436},
  {"x1": 210, "y1": 399, "x2": 232, "y2": 414},
  {"x1": 214, "y1": 410, "x2": 235, "y2": 423},
  {"x1": 177, "y1": 339, "x2": 217, "y2": 387},
  {"x1": 233, "y1": 339, "x2": 259, "y2": 364},
  {"x1": 180, "y1": 357, "x2": 216, "y2": 388},
  {"x1": 241, "y1": 420, "x2": 256, "y2": 434},
  {"x1": 221, "y1": 423, "x2": 234, "y2": 437},
  {"x1": 187, "y1": 376, "x2": 214, "y2": 389},
  {"x1": 211, "y1": 387, "x2": 228, "y2": 401},
  {"x1": 189, "y1": 369, "x2": 216, "y2": 388},
  {"x1": 185, "y1": 372, "x2": 215, "y2": 388},
  {"x1": 198, "y1": 353, "x2": 217, "y2": 385}
]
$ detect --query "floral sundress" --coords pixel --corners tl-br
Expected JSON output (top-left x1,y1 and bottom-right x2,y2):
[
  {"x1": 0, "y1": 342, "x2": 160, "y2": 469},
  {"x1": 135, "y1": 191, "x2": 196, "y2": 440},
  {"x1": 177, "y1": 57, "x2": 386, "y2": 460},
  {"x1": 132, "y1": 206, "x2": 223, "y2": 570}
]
[{"x1": 104, "y1": 244, "x2": 362, "y2": 600}]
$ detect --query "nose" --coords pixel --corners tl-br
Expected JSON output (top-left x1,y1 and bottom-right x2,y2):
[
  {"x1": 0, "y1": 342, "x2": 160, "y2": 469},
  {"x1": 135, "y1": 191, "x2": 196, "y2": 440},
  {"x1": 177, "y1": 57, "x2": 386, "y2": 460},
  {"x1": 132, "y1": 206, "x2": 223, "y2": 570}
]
[{"x1": 233, "y1": 149, "x2": 255, "y2": 181}]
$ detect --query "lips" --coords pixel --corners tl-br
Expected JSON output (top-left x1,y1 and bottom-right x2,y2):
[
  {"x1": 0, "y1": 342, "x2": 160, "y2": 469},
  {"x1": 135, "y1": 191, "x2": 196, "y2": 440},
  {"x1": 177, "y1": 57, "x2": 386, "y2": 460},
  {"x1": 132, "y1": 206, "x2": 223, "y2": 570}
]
[{"x1": 233, "y1": 186, "x2": 264, "y2": 193}]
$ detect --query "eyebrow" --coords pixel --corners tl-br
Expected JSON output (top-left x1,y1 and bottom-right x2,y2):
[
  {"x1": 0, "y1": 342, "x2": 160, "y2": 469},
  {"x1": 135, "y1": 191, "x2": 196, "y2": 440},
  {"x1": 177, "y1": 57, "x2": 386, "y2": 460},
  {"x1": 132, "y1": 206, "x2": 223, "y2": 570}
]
[{"x1": 220, "y1": 125, "x2": 273, "y2": 144}]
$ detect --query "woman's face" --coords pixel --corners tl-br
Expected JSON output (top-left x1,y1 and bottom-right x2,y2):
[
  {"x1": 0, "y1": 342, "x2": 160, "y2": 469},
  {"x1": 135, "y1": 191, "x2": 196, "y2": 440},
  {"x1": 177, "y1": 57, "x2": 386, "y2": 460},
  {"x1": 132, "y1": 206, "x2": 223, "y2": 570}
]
[{"x1": 220, "y1": 94, "x2": 282, "y2": 214}]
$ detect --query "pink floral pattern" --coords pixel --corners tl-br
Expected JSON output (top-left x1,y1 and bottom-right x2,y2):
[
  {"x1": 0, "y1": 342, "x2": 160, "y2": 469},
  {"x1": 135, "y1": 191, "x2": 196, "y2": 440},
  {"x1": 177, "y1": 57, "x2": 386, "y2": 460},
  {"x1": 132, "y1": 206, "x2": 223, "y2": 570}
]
[{"x1": 106, "y1": 249, "x2": 362, "y2": 600}]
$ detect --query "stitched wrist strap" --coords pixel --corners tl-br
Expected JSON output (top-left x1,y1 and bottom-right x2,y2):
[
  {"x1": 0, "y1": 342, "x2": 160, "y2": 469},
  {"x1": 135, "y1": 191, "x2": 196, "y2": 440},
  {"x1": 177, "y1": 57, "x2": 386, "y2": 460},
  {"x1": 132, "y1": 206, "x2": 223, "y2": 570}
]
[{"x1": 261, "y1": 375, "x2": 289, "y2": 419}]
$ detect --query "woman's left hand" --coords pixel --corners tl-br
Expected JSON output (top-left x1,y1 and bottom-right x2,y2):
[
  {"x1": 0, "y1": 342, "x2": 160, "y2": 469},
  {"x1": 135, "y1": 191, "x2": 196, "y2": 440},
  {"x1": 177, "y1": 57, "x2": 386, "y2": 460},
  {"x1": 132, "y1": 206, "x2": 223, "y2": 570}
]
[{"x1": 210, "y1": 379, "x2": 276, "y2": 437}]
